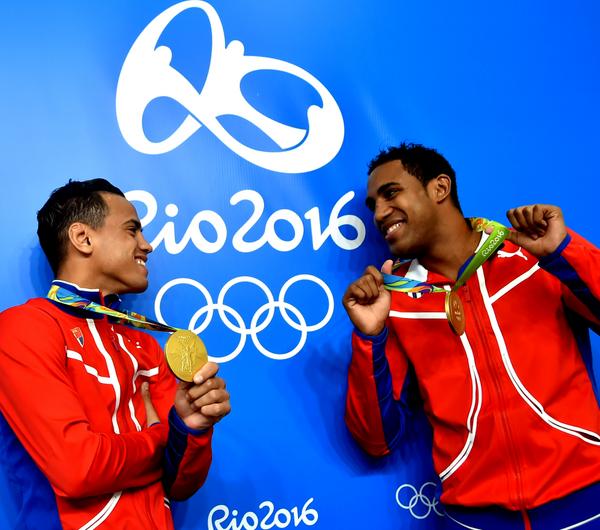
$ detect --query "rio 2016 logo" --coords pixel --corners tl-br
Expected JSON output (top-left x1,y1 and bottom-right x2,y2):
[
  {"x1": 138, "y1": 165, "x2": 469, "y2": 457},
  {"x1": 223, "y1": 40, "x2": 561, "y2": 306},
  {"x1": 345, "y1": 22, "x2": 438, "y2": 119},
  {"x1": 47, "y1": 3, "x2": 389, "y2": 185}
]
[
  {"x1": 208, "y1": 498, "x2": 318, "y2": 530},
  {"x1": 126, "y1": 189, "x2": 365, "y2": 254},
  {"x1": 116, "y1": 1, "x2": 344, "y2": 173}
]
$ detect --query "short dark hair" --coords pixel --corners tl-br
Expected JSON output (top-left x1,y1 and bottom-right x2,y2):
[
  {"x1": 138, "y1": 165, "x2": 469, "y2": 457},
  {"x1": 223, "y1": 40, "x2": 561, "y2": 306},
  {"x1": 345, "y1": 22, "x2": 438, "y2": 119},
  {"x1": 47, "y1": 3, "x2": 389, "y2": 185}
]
[
  {"x1": 37, "y1": 179, "x2": 125, "y2": 274},
  {"x1": 368, "y1": 143, "x2": 462, "y2": 212}
]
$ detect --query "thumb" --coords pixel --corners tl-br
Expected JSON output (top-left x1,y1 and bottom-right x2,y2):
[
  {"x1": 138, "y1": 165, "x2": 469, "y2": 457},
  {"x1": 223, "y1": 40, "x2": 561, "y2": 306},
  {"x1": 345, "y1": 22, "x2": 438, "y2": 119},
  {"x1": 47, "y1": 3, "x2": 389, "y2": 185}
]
[
  {"x1": 503, "y1": 229, "x2": 524, "y2": 247},
  {"x1": 380, "y1": 259, "x2": 394, "y2": 275},
  {"x1": 141, "y1": 382, "x2": 160, "y2": 427}
]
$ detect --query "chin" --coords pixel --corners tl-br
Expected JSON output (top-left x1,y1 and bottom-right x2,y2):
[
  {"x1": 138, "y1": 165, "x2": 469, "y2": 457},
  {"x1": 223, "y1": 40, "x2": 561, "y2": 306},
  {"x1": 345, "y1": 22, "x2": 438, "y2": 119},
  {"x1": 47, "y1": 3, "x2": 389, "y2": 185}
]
[
  {"x1": 120, "y1": 279, "x2": 149, "y2": 294},
  {"x1": 388, "y1": 242, "x2": 418, "y2": 260},
  {"x1": 131, "y1": 281, "x2": 149, "y2": 293}
]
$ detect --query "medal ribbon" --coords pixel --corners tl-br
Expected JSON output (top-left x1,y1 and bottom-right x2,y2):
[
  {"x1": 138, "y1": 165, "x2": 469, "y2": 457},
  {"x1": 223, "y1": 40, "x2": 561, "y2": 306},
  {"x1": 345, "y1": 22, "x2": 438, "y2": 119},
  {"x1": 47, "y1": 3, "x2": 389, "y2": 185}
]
[
  {"x1": 382, "y1": 218, "x2": 509, "y2": 294},
  {"x1": 47, "y1": 284, "x2": 178, "y2": 333}
]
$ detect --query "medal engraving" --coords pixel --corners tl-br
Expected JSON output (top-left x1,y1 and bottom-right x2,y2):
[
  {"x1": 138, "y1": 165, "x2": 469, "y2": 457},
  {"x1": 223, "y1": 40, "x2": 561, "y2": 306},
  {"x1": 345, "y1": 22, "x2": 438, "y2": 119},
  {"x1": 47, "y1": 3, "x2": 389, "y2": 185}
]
[
  {"x1": 165, "y1": 330, "x2": 208, "y2": 382},
  {"x1": 445, "y1": 291, "x2": 465, "y2": 336}
]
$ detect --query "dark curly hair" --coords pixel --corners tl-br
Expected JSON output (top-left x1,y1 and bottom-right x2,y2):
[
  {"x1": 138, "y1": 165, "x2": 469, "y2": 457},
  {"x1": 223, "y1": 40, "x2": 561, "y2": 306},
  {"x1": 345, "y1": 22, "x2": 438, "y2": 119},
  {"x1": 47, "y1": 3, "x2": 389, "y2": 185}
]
[{"x1": 368, "y1": 143, "x2": 463, "y2": 213}]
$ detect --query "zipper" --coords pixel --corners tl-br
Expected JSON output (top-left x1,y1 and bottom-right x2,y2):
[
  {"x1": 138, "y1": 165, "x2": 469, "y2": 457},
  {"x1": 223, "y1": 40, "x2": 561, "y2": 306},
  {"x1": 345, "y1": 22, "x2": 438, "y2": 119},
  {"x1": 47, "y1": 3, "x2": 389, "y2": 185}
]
[{"x1": 464, "y1": 280, "x2": 526, "y2": 510}]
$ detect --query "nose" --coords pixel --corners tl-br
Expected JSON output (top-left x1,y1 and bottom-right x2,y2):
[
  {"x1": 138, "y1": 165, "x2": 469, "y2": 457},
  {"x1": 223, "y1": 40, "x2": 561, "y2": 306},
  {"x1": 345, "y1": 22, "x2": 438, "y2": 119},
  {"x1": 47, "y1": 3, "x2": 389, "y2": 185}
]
[
  {"x1": 139, "y1": 233, "x2": 153, "y2": 254},
  {"x1": 373, "y1": 198, "x2": 392, "y2": 224}
]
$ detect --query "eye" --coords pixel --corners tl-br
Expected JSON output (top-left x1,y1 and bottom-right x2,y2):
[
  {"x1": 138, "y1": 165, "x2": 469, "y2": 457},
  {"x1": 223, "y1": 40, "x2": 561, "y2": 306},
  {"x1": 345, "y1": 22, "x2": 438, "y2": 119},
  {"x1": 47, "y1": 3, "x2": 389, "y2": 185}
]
[{"x1": 383, "y1": 187, "x2": 400, "y2": 200}]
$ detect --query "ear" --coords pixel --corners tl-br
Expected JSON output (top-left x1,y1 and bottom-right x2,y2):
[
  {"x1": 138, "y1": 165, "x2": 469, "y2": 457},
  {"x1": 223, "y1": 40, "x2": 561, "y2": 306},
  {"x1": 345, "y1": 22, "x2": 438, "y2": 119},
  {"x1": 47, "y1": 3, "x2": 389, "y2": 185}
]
[
  {"x1": 426, "y1": 174, "x2": 452, "y2": 204},
  {"x1": 67, "y1": 222, "x2": 94, "y2": 256}
]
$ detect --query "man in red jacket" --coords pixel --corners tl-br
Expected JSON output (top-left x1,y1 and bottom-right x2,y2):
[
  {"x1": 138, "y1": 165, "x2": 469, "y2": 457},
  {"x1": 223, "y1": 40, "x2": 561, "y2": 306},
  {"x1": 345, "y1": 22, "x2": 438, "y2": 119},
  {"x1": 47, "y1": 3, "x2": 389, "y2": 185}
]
[
  {"x1": 343, "y1": 143, "x2": 600, "y2": 529},
  {"x1": 0, "y1": 179, "x2": 231, "y2": 529}
]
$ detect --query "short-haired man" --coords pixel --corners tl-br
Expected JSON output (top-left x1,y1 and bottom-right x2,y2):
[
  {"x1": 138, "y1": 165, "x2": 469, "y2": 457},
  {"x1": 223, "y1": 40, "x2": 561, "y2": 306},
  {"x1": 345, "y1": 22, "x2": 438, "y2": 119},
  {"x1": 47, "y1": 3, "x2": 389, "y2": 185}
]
[
  {"x1": 0, "y1": 179, "x2": 231, "y2": 529},
  {"x1": 343, "y1": 144, "x2": 600, "y2": 529}
]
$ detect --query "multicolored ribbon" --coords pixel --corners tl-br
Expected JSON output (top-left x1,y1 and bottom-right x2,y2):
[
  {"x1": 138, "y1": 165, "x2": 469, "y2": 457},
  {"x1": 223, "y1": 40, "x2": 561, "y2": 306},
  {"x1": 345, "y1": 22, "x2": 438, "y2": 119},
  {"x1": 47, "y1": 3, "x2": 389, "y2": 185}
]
[
  {"x1": 47, "y1": 284, "x2": 178, "y2": 333},
  {"x1": 383, "y1": 218, "x2": 509, "y2": 294}
]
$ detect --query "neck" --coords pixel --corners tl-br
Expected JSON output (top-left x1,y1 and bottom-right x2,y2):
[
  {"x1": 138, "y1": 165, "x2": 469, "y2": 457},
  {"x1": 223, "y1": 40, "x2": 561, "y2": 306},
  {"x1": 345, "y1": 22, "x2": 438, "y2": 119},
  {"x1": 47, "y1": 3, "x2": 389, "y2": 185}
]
[
  {"x1": 56, "y1": 265, "x2": 112, "y2": 296},
  {"x1": 418, "y1": 216, "x2": 480, "y2": 281}
]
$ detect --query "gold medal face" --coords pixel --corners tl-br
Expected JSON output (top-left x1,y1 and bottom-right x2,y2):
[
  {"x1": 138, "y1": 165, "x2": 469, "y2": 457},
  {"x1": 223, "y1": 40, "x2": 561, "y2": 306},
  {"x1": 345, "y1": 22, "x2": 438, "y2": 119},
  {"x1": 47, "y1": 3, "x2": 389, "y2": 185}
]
[
  {"x1": 445, "y1": 291, "x2": 466, "y2": 336},
  {"x1": 165, "y1": 330, "x2": 208, "y2": 382}
]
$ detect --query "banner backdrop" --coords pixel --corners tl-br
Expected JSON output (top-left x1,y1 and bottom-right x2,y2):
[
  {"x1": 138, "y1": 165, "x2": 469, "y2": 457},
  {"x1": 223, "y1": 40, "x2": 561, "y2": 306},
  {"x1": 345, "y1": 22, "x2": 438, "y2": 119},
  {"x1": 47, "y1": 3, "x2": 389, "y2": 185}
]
[{"x1": 1, "y1": 2, "x2": 599, "y2": 529}]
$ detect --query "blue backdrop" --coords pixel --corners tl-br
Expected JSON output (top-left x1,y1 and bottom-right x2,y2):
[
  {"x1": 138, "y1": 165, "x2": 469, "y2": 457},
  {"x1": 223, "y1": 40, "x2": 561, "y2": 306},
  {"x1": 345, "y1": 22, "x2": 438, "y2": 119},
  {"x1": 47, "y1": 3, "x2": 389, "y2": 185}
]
[{"x1": 1, "y1": 1, "x2": 599, "y2": 529}]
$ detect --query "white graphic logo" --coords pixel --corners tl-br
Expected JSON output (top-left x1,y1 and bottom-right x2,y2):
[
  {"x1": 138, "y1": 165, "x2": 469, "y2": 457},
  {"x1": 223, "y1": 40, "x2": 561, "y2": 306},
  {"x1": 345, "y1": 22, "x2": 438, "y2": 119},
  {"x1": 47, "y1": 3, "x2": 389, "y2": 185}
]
[
  {"x1": 116, "y1": 1, "x2": 344, "y2": 173},
  {"x1": 155, "y1": 274, "x2": 334, "y2": 363},
  {"x1": 126, "y1": 188, "x2": 366, "y2": 255},
  {"x1": 497, "y1": 247, "x2": 528, "y2": 261},
  {"x1": 395, "y1": 482, "x2": 444, "y2": 520},
  {"x1": 208, "y1": 498, "x2": 318, "y2": 530}
]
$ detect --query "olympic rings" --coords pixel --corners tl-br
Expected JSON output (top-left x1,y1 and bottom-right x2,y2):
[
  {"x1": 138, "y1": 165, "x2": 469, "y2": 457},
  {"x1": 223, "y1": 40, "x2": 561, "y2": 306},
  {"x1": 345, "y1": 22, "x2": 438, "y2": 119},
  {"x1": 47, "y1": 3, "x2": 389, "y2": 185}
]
[
  {"x1": 154, "y1": 274, "x2": 334, "y2": 363},
  {"x1": 395, "y1": 481, "x2": 443, "y2": 520}
]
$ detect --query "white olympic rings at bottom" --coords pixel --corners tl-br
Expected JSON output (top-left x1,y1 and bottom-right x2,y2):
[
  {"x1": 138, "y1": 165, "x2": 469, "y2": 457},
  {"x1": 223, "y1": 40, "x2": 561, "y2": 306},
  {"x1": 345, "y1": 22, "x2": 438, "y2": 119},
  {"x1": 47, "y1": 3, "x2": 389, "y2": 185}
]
[
  {"x1": 395, "y1": 481, "x2": 444, "y2": 520},
  {"x1": 155, "y1": 274, "x2": 334, "y2": 363}
]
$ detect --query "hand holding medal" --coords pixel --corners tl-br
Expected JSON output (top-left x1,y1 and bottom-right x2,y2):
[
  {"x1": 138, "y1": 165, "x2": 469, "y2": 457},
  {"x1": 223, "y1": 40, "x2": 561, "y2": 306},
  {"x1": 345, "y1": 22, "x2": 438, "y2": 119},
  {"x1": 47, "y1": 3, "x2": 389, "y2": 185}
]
[
  {"x1": 342, "y1": 260, "x2": 393, "y2": 337},
  {"x1": 174, "y1": 361, "x2": 230, "y2": 431}
]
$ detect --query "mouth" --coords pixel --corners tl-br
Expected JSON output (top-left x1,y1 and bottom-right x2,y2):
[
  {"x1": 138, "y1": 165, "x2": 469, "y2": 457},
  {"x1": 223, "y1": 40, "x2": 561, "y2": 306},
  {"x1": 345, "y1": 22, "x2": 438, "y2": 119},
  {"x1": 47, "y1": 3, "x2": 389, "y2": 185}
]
[
  {"x1": 382, "y1": 220, "x2": 406, "y2": 240},
  {"x1": 135, "y1": 257, "x2": 147, "y2": 268}
]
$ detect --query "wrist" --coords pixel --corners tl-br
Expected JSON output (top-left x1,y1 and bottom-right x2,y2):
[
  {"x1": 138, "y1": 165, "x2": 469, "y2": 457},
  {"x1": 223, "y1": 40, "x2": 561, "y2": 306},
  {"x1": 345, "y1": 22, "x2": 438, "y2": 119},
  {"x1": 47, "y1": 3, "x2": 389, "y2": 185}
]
[
  {"x1": 359, "y1": 323, "x2": 386, "y2": 336},
  {"x1": 183, "y1": 416, "x2": 211, "y2": 432},
  {"x1": 538, "y1": 233, "x2": 571, "y2": 267},
  {"x1": 354, "y1": 326, "x2": 388, "y2": 342},
  {"x1": 170, "y1": 406, "x2": 211, "y2": 436}
]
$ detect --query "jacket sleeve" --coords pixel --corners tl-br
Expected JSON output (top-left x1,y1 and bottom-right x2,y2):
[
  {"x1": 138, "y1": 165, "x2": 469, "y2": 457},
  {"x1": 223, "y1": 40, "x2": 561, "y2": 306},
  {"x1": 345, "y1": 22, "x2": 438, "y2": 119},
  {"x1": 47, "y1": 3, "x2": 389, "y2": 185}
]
[
  {"x1": 538, "y1": 230, "x2": 600, "y2": 328},
  {"x1": 142, "y1": 337, "x2": 213, "y2": 501},
  {"x1": 162, "y1": 408, "x2": 212, "y2": 500},
  {"x1": 345, "y1": 324, "x2": 415, "y2": 456},
  {"x1": 0, "y1": 305, "x2": 168, "y2": 499}
]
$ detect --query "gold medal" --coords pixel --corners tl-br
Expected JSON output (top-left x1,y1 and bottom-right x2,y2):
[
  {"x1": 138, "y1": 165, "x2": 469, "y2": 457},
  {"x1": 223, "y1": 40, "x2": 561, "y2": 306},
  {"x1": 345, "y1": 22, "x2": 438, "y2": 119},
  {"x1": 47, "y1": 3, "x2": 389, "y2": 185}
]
[
  {"x1": 445, "y1": 291, "x2": 465, "y2": 336},
  {"x1": 164, "y1": 330, "x2": 208, "y2": 382}
]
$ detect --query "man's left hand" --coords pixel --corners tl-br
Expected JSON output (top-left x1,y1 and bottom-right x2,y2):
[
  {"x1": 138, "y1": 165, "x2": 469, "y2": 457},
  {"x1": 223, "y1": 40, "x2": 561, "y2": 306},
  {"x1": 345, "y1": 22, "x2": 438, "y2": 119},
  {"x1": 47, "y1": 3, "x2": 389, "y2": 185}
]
[
  {"x1": 174, "y1": 362, "x2": 231, "y2": 431},
  {"x1": 504, "y1": 204, "x2": 567, "y2": 257}
]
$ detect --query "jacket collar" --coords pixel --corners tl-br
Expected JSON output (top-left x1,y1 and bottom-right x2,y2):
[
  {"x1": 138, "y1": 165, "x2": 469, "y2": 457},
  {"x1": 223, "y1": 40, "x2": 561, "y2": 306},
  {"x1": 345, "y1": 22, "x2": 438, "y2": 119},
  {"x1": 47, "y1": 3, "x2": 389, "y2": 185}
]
[
  {"x1": 402, "y1": 231, "x2": 505, "y2": 285},
  {"x1": 50, "y1": 280, "x2": 121, "y2": 318}
]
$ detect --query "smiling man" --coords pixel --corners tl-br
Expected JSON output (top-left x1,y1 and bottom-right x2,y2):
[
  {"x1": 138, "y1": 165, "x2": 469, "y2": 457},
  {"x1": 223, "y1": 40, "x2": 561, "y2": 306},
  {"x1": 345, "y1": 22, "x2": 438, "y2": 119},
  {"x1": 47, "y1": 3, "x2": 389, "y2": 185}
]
[
  {"x1": 343, "y1": 144, "x2": 600, "y2": 529},
  {"x1": 0, "y1": 179, "x2": 231, "y2": 529}
]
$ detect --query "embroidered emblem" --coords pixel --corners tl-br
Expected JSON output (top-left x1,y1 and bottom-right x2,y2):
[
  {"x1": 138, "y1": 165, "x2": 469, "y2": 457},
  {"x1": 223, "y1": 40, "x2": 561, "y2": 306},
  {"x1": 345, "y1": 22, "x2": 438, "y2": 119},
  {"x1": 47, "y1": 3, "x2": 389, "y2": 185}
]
[{"x1": 71, "y1": 327, "x2": 84, "y2": 347}]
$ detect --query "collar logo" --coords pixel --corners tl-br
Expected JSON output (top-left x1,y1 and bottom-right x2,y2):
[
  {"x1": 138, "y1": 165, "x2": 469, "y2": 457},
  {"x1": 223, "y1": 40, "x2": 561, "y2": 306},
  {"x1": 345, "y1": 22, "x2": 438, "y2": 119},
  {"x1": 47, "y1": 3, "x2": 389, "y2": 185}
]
[
  {"x1": 71, "y1": 327, "x2": 85, "y2": 347},
  {"x1": 116, "y1": 1, "x2": 344, "y2": 173}
]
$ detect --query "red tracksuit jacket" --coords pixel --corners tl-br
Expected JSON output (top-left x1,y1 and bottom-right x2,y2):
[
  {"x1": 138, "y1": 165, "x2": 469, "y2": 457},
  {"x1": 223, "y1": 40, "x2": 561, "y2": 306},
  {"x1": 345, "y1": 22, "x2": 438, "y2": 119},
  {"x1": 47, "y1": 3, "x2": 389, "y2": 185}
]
[
  {"x1": 0, "y1": 281, "x2": 213, "y2": 529},
  {"x1": 346, "y1": 231, "x2": 600, "y2": 510}
]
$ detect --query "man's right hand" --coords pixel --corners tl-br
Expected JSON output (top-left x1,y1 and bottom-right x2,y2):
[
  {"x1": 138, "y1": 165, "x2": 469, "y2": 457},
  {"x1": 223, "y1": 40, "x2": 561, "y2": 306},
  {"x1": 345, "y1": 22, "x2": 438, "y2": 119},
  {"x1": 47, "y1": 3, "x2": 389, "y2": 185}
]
[
  {"x1": 342, "y1": 260, "x2": 393, "y2": 336},
  {"x1": 141, "y1": 381, "x2": 160, "y2": 427}
]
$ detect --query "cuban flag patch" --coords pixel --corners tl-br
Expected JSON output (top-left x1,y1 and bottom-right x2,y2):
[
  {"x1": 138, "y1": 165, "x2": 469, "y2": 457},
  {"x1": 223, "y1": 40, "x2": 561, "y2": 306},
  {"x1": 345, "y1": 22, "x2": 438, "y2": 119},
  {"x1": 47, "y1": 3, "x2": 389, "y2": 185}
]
[{"x1": 71, "y1": 327, "x2": 84, "y2": 347}]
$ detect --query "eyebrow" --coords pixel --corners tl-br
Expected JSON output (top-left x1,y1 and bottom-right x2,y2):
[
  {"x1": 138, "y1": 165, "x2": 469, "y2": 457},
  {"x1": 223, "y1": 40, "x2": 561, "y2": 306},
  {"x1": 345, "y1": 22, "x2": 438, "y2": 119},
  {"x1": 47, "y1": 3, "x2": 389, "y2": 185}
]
[
  {"x1": 364, "y1": 181, "x2": 401, "y2": 208},
  {"x1": 377, "y1": 182, "x2": 401, "y2": 194},
  {"x1": 124, "y1": 219, "x2": 142, "y2": 230}
]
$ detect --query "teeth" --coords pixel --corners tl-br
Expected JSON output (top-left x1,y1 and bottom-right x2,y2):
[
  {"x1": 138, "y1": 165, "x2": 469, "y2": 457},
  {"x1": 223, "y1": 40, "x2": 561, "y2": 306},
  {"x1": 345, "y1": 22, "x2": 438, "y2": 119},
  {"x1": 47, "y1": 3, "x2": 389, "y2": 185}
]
[
  {"x1": 135, "y1": 259, "x2": 146, "y2": 267},
  {"x1": 386, "y1": 222, "x2": 404, "y2": 235}
]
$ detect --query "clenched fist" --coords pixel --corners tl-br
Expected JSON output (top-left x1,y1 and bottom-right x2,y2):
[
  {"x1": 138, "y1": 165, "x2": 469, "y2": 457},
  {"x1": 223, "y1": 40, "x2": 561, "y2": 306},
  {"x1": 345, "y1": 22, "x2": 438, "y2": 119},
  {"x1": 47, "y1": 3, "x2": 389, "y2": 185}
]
[
  {"x1": 504, "y1": 205, "x2": 567, "y2": 257},
  {"x1": 342, "y1": 259, "x2": 393, "y2": 336}
]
